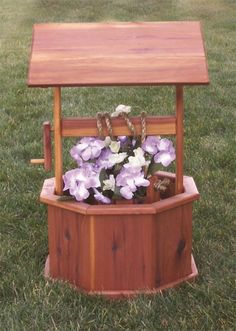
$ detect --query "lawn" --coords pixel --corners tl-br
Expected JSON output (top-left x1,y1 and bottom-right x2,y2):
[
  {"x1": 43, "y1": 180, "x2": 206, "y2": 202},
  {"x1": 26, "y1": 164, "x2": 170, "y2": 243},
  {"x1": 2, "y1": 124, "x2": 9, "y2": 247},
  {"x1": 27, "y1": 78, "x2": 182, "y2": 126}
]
[{"x1": 0, "y1": 0, "x2": 235, "y2": 330}]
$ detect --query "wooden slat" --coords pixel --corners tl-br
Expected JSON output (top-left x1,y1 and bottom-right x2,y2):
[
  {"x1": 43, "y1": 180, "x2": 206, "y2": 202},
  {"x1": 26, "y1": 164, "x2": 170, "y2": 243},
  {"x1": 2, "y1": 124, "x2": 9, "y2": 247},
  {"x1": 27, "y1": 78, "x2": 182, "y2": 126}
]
[
  {"x1": 28, "y1": 22, "x2": 209, "y2": 87},
  {"x1": 89, "y1": 216, "x2": 96, "y2": 291},
  {"x1": 153, "y1": 204, "x2": 192, "y2": 287},
  {"x1": 175, "y1": 85, "x2": 184, "y2": 194},
  {"x1": 47, "y1": 206, "x2": 91, "y2": 289},
  {"x1": 43, "y1": 121, "x2": 52, "y2": 171},
  {"x1": 53, "y1": 87, "x2": 63, "y2": 195},
  {"x1": 93, "y1": 214, "x2": 154, "y2": 291},
  {"x1": 62, "y1": 116, "x2": 176, "y2": 137}
]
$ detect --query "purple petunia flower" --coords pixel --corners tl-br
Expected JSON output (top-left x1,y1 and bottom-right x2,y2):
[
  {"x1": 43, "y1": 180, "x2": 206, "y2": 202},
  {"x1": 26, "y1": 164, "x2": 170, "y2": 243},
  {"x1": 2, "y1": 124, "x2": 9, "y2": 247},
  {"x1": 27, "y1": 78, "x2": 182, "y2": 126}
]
[
  {"x1": 70, "y1": 137, "x2": 105, "y2": 164},
  {"x1": 116, "y1": 166, "x2": 150, "y2": 199},
  {"x1": 93, "y1": 188, "x2": 111, "y2": 204},
  {"x1": 96, "y1": 148, "x2": 114, "y2": 169},
  {"x1": 143, "y1": 136, "x2": 176, "y2": 167},
  {"x1": 63, "y1": 163, "x2": 100, "y2": 202},
  {"x1": 154, "y1": 138, "x2": 176, "y2": 167},
  {"x1": 142, "y1": 136, "x2": 161, "y2": 155},
  {"x1": 117, "y1": 136, "x2": 128, "y2": 143}
]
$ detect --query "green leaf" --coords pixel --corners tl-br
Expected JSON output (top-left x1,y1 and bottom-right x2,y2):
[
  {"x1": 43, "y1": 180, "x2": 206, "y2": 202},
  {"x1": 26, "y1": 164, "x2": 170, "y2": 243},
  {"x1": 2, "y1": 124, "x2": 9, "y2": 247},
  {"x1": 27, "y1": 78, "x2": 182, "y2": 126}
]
[
  {"x1": 147, "y1": 160, "x2": 160, "y2": 177},
  {"x1": 112, "y1": 186, "x2": 122, "y2": 200},
  {"x1": 99, "y1": 168, "x2": 108, "y2": 188}
]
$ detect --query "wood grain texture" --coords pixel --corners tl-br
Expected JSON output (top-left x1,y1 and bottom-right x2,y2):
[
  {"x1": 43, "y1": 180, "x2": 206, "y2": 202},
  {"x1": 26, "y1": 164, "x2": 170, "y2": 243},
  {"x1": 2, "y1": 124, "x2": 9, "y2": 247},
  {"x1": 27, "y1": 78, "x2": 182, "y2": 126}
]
[
  {"x1": 92, "y1": 214, "x2": 154, "y2": 291},
  {"x1": 47, "y1": 206, "x2": 91, "y2": 290},
  {"x1": 62, "y1": 116, "x2": 176, "y2": 137},
  {"x1": 53, "y1": 87, "x2": 63, "y2": 195},
  {"x1": 43, "y1": 172, "x2": 199, "y2": 295},
  {"x1": 175, "y1": 85, "x2": 184, "y2": 194},
  {"x1": 43, "y1": 121, "x2": 52, "y2": 171},
  {"x1": 45, "y1": 201, "x2": 195, "y2": 293},
  {"x1": 45, "y1": 254, "x2": 198, "y2": 298},
  {"x1": 153, "y1": 203, "x2": 193, "y2": 287},
  {"x1": 28, "y1": 22, "x2": 209, "y2": 87},
  {"x1": 146, "y1": 176, "x2": 160, "y2": 203}
]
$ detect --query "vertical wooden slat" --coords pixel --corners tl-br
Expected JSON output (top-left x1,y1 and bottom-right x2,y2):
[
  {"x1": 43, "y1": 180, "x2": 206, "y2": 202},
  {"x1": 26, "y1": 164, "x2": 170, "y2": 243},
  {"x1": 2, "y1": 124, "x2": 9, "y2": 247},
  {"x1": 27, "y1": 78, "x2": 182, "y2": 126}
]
[
  {"x1": 175, "y1": 85, "x2": 184, "y2": 194},
  {"x1": 53, "y1": 87, "x2": 63, "y2": 195},
  {"x1": 89, "y1": 216, "x2": 96, "y2": 291},
  {"x1": 43, "y1": 121, "x2": 52, "y2": 171}
]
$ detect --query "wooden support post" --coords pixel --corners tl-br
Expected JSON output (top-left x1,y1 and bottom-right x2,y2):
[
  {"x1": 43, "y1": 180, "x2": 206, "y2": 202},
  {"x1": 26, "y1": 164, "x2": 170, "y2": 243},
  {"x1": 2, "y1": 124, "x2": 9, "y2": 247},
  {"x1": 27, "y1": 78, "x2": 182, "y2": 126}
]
[
  {"x1": 175, "y1": 85, "x2": 184, "y2": 194},
  {"x1": 43, "y1": 121, "x2": 52, "y2": 171},
  {"x1": 53, "y1": 87, "x2": 63, "y2": 195}
]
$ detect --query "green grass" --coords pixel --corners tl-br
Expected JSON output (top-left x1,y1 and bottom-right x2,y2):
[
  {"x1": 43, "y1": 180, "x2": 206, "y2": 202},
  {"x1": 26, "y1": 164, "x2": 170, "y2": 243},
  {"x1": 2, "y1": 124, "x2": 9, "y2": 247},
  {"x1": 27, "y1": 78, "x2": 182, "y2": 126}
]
[{"x1": 0, "y1": 0, "x2": 235, "y2": 330}]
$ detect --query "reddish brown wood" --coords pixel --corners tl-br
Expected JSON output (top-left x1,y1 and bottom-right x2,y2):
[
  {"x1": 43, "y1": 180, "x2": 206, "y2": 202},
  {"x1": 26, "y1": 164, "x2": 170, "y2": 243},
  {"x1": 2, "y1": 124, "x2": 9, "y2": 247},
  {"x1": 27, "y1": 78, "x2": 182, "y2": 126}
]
[
  {"x1": 42, "y1": 172, "x2": 199, "y2": 297},
  {"x1": 53, "y1": 87, "x2": 63, "y2": 195},
  {"x1": 146, "y1": 176, "x2": 160, "y2": 203},
  {"x1": 46, "y1": 200, "x2": 195, "y2": 293},
  {"x1": 43, "y1": 121, "x2": 52, "y2": 171},
  {"x1": 153, "y1": 203, "x2": 193, "y2": 287},
  {"x1": 62, "y1": 116, "x2": 176, "y2": 137},
  {"x1": 28, "y1": 22, "x2": 209, "y2": 87},
  {"x1": 40, "y1": 174, "x2": 199, "y2": 216},
  {"x1": 45, "y1": 255, "x2": 198, "y2": 298},
  {"x1": 175, "y1": 85, "x2": 184, "y2": 194},
  {"x1": 115, "y1": 199, "x2": 134, "y2": 205},
  {"x1": 93, "y1": 214, "x2": 154, "y2": 290},
  {"x1": 47, "y1": 206, "x2": 91, "y2": 290}
]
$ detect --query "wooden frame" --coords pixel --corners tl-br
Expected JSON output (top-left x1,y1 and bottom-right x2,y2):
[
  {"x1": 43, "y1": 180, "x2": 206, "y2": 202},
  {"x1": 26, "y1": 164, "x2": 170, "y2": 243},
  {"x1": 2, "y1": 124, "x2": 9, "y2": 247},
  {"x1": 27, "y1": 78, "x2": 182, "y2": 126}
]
[{"x1": 52, "y1": 85, "x2": 184, "y2": 196}]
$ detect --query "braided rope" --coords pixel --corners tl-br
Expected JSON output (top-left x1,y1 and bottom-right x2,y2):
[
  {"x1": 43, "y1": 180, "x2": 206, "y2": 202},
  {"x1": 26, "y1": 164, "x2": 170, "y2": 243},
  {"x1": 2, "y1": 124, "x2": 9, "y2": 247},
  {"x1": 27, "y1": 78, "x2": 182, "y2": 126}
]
[
  {"x1": 96, "y1": 112, "x2": 104, "y2": 138},
  {"x1": 140, "y1": 111, "x2": 146, "y2": 144},
  {"x1": 120, "y1": 112, "x2": 136, "y2": 137},
  {"x1": 104, "y1": 113, "x2": 113, "y2": 139},
  {"x1": 96, "y1": 111, "x2": 146, "y2": 141}
]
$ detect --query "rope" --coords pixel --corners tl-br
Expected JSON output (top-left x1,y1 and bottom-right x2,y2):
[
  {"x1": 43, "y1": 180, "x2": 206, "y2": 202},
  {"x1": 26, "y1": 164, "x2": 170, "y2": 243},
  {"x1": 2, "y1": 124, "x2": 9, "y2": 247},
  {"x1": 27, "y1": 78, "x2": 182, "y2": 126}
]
[
  {"x1": 140, "y1": 111, "x2": 146, "y2": 144},
  {"x1": 96, "y1": 112, "x2": 103, "y2": 138},
  {"x1": 96, "y1": 112, "x2": 113, "y2": 139},
  {"x1": 120, "y1": 112, "x2": 136, "y2": 137},
  {"x1": 96, "y1": 110, "x2": 146, "y2": 142},
  {"x1": 104, "y1": 113, "x2": 113, "y2": 139}
]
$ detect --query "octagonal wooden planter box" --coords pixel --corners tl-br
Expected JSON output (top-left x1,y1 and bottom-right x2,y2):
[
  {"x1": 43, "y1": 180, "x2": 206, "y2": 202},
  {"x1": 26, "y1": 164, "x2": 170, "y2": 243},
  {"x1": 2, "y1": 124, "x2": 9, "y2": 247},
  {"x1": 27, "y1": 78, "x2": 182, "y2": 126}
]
[{"x1": 41, "y1": 171, "x2": 199, "y2": 298}]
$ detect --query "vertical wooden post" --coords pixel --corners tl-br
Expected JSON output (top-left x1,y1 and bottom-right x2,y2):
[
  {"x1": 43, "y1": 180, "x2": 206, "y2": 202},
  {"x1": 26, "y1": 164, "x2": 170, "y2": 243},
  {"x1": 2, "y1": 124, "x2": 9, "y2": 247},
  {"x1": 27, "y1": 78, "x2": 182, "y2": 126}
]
[
  {"x1": 43, "y1": 121, "x2": 52, "y2": 171},
  {"x1": 53, "y1": 87, "x2": 63, "y2": 195},
  {"x1": 90, "y1": 216, "x2": 96, "y2": 291},
  {"x1": 175, "y1": 85, "x2": 184, "y2": 194}
]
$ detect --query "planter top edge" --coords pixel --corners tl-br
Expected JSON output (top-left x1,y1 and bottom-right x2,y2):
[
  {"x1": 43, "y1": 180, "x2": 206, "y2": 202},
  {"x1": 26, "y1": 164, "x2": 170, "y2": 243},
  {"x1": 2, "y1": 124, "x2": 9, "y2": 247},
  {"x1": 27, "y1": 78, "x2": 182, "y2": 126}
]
[{"x1": 40, "y1": 173, "x2": 199, "y2": 215}]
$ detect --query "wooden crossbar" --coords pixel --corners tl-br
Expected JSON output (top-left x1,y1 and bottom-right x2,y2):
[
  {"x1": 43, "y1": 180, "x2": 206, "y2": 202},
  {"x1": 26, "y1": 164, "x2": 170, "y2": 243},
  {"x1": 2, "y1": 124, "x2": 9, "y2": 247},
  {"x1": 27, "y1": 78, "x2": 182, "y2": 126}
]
[{"x1": 61, "y1": 116, "x2": 176, "y2": 137}]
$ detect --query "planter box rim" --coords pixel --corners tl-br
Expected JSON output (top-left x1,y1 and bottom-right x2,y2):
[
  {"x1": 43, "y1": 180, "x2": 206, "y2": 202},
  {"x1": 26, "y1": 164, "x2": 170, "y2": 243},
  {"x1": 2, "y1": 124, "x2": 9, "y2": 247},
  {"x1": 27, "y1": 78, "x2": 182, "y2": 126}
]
[{"x1": 40, "y1": 171, "x2": 199, "y2": 215}]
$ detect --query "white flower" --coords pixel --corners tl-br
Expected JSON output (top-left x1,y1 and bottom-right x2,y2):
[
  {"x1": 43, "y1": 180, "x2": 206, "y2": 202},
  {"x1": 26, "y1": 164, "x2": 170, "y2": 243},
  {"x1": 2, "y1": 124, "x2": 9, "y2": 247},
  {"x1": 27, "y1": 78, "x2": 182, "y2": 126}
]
[
  {"x1": 111, "y1": 104, "x2": 131, "y2": 117},
  {"x1": 108, "y1": 152, "x2": 127, "y2": 165},
  {"x1": 109, "y1": 140, "x2": 120, "y2": 153},
  {"x1": 104, "y1": 136, "x2": 111, "y2": 147},
  {"x1": 127, "y1": 147, "x2": 146, "y2": 167},
  {"x1": 103, "y1": 174, "x2": 116, "y2": 191}
]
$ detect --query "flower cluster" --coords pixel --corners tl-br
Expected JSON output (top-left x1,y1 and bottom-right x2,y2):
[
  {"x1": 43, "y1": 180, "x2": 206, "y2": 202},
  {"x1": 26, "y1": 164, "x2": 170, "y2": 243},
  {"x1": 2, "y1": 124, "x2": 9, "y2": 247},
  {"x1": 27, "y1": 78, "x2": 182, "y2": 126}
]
[{"x1": 63, "y1": 106, "x2": 175, "y2": 204}]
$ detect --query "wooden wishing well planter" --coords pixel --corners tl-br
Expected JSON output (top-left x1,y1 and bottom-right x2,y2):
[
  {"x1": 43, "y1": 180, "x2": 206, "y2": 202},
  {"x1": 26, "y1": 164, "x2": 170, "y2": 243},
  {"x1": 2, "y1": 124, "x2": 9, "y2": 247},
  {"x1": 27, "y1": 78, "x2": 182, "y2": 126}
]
[{"x1": 28, "y1": 22, "x2": 209, "y2": 298}]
